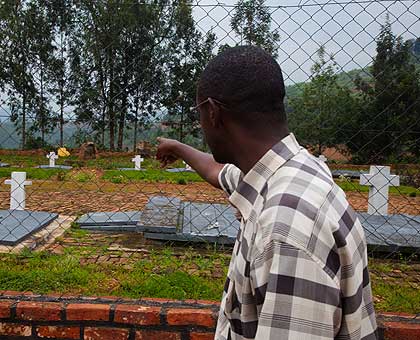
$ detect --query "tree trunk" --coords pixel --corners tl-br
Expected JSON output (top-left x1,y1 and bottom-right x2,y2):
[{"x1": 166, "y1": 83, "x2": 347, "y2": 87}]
[
  {"x1": 59, "y1": 31, "x2": 65, "y2": 147},
  {"x1": 133, "y1": 96, "x2": 139, "y2": 152},
  {"x1": 22, "y1": 93, "x2": 26, "y2": 150},
  {"x1": 60, "y1": 86, "x2": 64, "y2": 146},
  {"x1": 179, "y1": 106, "x2": 184, "y2": 143},
  {"x1": 117, "y1": 100, "x2": 126, "y2": 151},
  {"x1": 108, "y1": 60, "x2": 115, "y2": 151},
  {"x1": 40, "y1": 66, "x2": 45, "y2": 144}
]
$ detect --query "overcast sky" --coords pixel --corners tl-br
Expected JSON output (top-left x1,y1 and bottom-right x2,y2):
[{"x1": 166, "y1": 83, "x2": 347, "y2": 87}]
[{"x1": 192, "y1": 0, "x2": 420, "y2": 84}]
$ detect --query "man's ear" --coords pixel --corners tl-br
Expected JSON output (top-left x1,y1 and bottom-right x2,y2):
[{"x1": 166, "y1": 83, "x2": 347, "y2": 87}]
[{"x1": 208, "y1": 98, "x2": 223, "y2": 128}]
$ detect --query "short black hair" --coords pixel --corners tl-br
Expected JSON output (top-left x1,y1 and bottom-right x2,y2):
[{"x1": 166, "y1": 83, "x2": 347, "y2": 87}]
[{"x1": 197, "y1": 45, "x2": 287, "y2": 125}]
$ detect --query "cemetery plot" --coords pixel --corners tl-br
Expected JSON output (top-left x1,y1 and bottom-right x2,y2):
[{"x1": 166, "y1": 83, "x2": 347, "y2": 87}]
[
  {"x1": 166, "y1": 161, "x2": 195, "y2": 173},
  {"x1": 118, "y1": 155, "x2": 146, "y2": 171},
  {"x1": 37, "y1": 152, "x2": 72, "y2": 170},
  {"x1": 0, "y1": 210, "x2": 58, "y2": 245}
]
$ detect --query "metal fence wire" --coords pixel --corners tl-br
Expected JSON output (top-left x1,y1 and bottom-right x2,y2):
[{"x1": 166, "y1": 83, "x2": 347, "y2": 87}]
[{"x1": 0, "y1": 0, "x2": 419, "y2": 309}]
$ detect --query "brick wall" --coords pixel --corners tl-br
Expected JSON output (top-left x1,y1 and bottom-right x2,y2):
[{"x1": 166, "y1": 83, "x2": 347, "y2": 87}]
[{"x1": 0, "y1": 291, "x2": 418, "y2": 340}]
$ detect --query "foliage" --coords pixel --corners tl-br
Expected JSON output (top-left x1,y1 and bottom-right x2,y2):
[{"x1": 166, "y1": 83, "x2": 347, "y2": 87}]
[
  {"x1": 230, "y1": 0, "x2": 279, "y2": 57},
  {"x1": 163, "y1": 0, "x2": 216, "y2": 143},
  {"x1": 348, "y1": 17, "x2": 420, "y2": 163},
  {"x1": 0, "y1": 167, "x2": 63, "y2": 180},
  {"x1": 0, "y1": 245, "x2": 228, "y2": 301},
  {"x1": 0, "y1": 1, "x2": 216, "y2": 151},
  {"x1": 0, "y1": 243, "x2": 418, "y2": 312},
  {"x1": 102, "y1": 169, "x2": 203, "y2": 184},
  {"x1": 288, "y1": 46, "x2": 359, "y2": 155}
]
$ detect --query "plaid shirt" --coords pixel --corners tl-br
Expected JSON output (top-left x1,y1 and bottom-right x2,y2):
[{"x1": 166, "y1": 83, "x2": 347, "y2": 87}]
[{"x1": 216, "y1": 134, "x2": 377, "y2": 340}]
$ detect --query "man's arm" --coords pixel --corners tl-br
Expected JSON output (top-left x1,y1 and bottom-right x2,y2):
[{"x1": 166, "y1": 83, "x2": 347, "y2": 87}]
[{"x1": 156, "y1": 137, "x2": 224, "y2": 189}]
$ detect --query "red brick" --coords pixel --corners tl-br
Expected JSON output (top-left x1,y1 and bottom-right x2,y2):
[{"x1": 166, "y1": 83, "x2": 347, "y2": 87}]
[
  {"x1": 167, "y1": 308, "x2": 215, "y2": 328},
  {"x1": 1, "y1": 290, "x2": 23, "y2": 297},
  {"x1": 36, "y1": 326, "x2": 80, "y2": 339},
  {"x1": 184, "y1": 299, "x2": 220, "y2": 307},
  {"x1": 66, "y1": 303, "x2": 110, "y2": 321},
  {"x1": 190, "y1": 332, "x2": 215, "y2": 340},
  {"x1": 114, "y1": 305, "x2": 160, "y2": 325},
  {"x1": 84, "y1": 327, "x2": 129, "y2": 340},
  {"x1": 141, "y1": 297, "x2": 172, "y2": 304},
  {"x1": 16, "y1": 301, "x2": 63, "y2": 321},
  {"x1": 135, "y1": 330, "x2": 181, "y2": 340},
  {"x1": 380, "y1": 312, "x2": 416, "y2": 319},
  {"x1": 383, "y1": 322, "x2": 420, "y2": 340},
  {"x1": 0, "y1": 322, "x2": 31, "y2": 336},
  {"x1": 0, "y1": 300, "x2": 13, "y2": 318}
]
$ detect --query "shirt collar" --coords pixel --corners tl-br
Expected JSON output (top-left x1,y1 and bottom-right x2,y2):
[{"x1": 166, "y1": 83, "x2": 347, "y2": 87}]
[{"x1": 229, "y1": 133, "x2": 301, "y2": 221}]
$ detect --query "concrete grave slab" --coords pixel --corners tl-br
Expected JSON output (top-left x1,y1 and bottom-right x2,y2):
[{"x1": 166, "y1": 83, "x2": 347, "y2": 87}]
[
  {"x1": 359, "y1": 212, "x2": 420, "y2": 250},
  {"x1": 77, "y1": 211, "x2": 140, "y2": 226},
  {"x1": 136, "y1": 196, "x2": 182, "y2": 234},
  {"x1": 80, "y1": 225, "x2": 138, "y2": 232},
  {"x1": 75, "y1": 196, "x2": 420, "y2": 251},
  {"x1": 0, "y1": 163, "x2": 10, "y2": 167},
  {"x1": 142, "y1": 199, "x2": 240, "y2": 245},
  {"x1": 166, "y1": 168, "x2": 193, "y2": 173},
  {"x1": 117, "y1": 168, "x2": 146, "y2": 171},
  {"x1": 36, "y1": 165, "x2": 73, "y2": 170},
  {"x1": 182, "y1": 202, "x2": 240, "y2": 239},
  {"x1": 0, "y1": 215, "x2": 74, "y2": 253},
  {"x1": 331, "y1": 170, "x2": 363, "y2": 179},
  {"x1": 0, "y1": 210, "x2": 58, "y2": 245}
]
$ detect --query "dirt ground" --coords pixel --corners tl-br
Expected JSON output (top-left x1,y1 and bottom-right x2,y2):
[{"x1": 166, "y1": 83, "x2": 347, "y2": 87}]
[{"x1": 1, "y1": 180, "x2": 420, "y2": 216}]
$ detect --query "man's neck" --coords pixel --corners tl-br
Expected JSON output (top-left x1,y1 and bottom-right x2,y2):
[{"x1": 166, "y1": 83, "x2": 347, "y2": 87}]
[{"x1": 230, "y1": 128, "x2": 289, "y2": 174}]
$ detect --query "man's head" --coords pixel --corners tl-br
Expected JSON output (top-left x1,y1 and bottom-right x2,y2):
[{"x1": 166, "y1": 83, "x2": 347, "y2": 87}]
[{"x1": 196, "y1": 45, "x2": 287, "y2": 164}]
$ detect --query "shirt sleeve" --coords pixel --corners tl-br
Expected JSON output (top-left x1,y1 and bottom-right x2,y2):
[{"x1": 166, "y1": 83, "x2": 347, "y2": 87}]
[
  {"x1": 251, "y1": 240, "x2": 342, "y2": 339},
  {"x1": 218, "y1": 163, "x2": 242, "y2": 196}
]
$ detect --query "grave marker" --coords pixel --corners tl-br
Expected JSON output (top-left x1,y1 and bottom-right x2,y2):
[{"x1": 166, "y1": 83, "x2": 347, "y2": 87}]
[
  {"x1": 4, "y1": 172, "x2": 32, "y2": 210},
  {"x1": 46, "y1": 152, "x2": 59, "y2": 167},
  {"x1": 360, "y1": 165, "x2": 400, "y2": 215},
  {"x1": 132, "y1": 155, "x2": 144, "y2": 170}
]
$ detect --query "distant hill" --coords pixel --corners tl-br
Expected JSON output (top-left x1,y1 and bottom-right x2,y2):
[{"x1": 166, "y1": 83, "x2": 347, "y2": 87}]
[
  {"x1": 286, "y1": 37, "x2": 419, "y2": 99},
  {"x1": 0, "y1": 121, "x2": 82, "y2": 149},
  {"x1": 285, "y1": 67, "x2": 371, "y2": 100}
]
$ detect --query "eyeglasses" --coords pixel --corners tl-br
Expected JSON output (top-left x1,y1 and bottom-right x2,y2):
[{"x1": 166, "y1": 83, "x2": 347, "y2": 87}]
[{"x1": 189, "y1": 97, "x2": 229, "y2": 113}]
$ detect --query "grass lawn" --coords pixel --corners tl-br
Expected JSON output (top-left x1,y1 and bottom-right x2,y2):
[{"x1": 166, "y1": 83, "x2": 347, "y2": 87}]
[
  {"x1": 0, "y1": 234, "x2": 228, "y2": 301},
  {"x1": 337, "y1": 180, "x2": 419, "y2": 196},
  {"x1": 102, "y1": 169, "x2": 203, "y2": 184},
  {"x1": 0, "y1": 229, "x2": 418, "y2": 313},
  {"x1": 0, "y1": 167, "x2": 64, "y2": 180}
]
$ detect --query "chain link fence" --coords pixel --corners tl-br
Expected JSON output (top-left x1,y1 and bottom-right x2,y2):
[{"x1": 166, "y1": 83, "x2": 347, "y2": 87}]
[{"x1": 0, "y1": 0, "x2": 419, "y2": 312}]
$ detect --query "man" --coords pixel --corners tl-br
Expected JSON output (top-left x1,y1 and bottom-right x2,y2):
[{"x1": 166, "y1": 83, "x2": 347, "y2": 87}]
[{"x1": 157, "y1": 46, "x2": 377, "y2": 340}]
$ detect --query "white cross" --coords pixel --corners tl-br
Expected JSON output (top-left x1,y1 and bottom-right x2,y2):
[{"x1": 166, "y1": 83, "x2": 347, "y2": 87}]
[
  {"x1": 318, "y1": 155, "x2": 327, "y2": 163},
  {"x1": 132, "y1": 155, "x2": 144, "y2": 170},
  {"x1": 46, "y1": 152, "x2": 59, "y2": 167},
  {"x1": 4, "y1": 172, "x2": 32, "y2": 210},
  {"x1": 183, "y1": 161, "x2": 192, "y2": 171},
  {"x1": 360, "y1": 165, "x2": 399, "y2": 215}
]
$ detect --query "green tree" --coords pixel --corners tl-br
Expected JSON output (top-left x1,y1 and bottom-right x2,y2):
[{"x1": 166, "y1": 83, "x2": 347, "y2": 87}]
[
  {"x1": 164, "y1": 0, "x2": 216, "y2": 142},
  {"x1": 230, "y1": 0, "x2": 279, "y2": 57},
  {"x1": 71, "y1": 0, "x2": 171, "y2": 150},
  {"x1": 288, "y1": 46, "x2": 358, "y2": 155},
  {"x1": 350, "y1": 17, "x2": 420, "y2": 163},
  {"x1": 48, "y1": 0, "x2": 76, "y2": 147},
  {"x1": 29, "y1": 1, "x2": 59, "y2": 145},
  {"x1": 0, "y1": 0, "x2": 38, "y2": 149}
]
